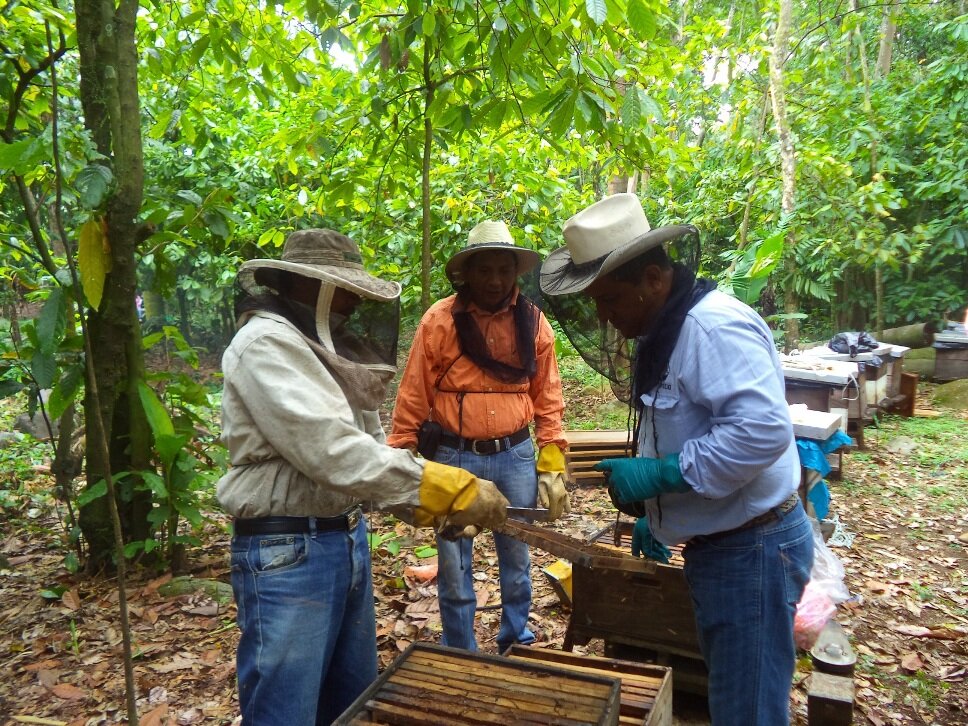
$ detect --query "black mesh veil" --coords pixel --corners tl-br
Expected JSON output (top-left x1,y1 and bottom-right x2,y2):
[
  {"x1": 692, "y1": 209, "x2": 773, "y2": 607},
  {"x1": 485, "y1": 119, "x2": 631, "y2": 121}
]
[
  {"x1": 330, "y1": 297, "x2": 400, "y2": 369},
  {"x1": 234, "y1": 271, "x2": 400, "y2": 372},
  {"x1": 543, "y1": 227, "x2": 702, "y2": 403}
]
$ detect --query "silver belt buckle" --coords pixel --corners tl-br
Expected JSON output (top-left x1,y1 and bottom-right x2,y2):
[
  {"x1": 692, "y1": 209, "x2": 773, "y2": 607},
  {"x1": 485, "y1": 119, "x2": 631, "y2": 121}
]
[
  {"x1": 471, "y1": 438, "x2": 499, "y2": 455},
  {"x1": 345, "y1": 507, "x2": 361, "y2": 530}
]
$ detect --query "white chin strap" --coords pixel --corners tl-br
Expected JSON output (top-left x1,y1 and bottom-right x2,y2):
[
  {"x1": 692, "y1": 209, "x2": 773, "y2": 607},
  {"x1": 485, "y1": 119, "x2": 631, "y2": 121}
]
[{"x1": 314, "y1": 284, "x2": 336, "y2": 352}]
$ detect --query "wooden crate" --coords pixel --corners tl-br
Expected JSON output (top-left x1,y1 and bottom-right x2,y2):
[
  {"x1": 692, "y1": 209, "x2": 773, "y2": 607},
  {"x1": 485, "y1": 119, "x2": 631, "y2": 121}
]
[
  {"x1": 334, "y1": 642, "x2": 622, "y2": 725},
  {"x1": 934, "y1": 347, "x2": 968, "y2": 381},
  {"x1": 564, "y1": 430, "x2": 632, "y2": 486},
  {"x1": 504, "y1": 646, "x2": 673, "y2": 726}
]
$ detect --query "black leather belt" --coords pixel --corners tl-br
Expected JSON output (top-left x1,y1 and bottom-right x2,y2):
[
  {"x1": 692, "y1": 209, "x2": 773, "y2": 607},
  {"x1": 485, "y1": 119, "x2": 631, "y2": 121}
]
[
  {"x1": 438, "y1": 426, "x2": 530, "y2": 456},
  {"x1": 711, "y1": 494, "x2": 800, "y2": 539},
  {"x1": 233, "y1": 507, "x2": 362, "y2": 536}
]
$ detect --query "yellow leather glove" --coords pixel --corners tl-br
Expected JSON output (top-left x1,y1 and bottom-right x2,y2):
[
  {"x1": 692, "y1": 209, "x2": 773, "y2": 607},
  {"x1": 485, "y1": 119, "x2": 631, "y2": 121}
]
[
  {"x1": 419, "y1": 461, "x2": 508, "y2": 530},
  {"x1": 434, "y1": 519, "x2": 482, "y2": 541},
  {"x1": 536, "y1": 444, "x2": 570, "y2": 521}
]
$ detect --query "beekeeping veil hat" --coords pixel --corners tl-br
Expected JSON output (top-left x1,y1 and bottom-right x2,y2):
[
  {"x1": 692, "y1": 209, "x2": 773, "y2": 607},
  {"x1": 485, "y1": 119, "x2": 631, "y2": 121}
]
[
  {"x1": 237, "y1": 228, "x2": 401, "y2": 409},
  {"x1": 539, "y1": 194, "x2": 701, "y2": 401}
]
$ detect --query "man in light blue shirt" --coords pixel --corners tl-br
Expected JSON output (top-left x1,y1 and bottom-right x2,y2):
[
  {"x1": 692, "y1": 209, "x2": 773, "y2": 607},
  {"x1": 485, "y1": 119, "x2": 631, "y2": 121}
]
[{"x1": 541, "y1": 193, "x2": 814, "y2": 726}]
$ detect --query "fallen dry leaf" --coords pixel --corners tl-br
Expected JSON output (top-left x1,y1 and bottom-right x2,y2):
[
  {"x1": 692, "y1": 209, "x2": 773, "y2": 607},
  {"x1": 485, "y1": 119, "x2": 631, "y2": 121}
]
[
  {"x1": 900, "y1": 652, "x2": 924, "y2": 671},
  {"x1": 48, "y1": 683, "x2": 85, "y2": 700},
  {"x1": 139, "y1": 703, "x2": 168, "y2": 726},
  {"x1": 61, "y1": 589, "x2": 81, "y2": 611}
]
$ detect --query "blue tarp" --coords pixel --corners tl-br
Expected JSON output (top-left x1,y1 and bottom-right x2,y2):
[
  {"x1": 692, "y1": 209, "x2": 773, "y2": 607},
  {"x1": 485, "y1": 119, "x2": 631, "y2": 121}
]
[{"x1": 796, "y1": 429, "x2": 853, "y2": 521}]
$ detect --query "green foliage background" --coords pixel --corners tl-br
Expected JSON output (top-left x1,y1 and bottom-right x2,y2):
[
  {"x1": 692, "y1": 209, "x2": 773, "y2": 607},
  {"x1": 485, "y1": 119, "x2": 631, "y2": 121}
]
[{"x1": 1, "y1": 0, "x2": 967, "y2": 566}]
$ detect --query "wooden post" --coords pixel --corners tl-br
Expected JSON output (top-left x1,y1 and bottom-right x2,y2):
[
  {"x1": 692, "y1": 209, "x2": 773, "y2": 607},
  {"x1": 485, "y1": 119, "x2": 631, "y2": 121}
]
[{"x1": 808, "y1": 672, "x2": 854, "y2": 725}]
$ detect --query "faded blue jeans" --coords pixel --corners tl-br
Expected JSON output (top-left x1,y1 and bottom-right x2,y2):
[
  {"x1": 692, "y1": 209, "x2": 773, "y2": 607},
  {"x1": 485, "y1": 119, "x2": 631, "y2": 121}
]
[
  {"x1": 682, "y1": 501, "x2": 814, "y2": 726},
  {"x1": 230, "y1": 515, "x2": 377, "y2": 725},
  {"x1": 434, "y1": 437, "x2": 538, "y2": 652}
]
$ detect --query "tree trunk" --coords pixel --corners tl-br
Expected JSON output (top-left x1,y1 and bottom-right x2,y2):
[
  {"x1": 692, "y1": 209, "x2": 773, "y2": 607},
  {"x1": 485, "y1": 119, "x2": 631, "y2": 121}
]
[
  {"x1": 420, "y1": 42, "x2": 434, "y2": 311},
  {"x1": 877, "y1": 322, "x2": 938, "y2": 348},
  {"x1": 74, "y1": 0, "x2": 153, "y2": 567},
  {"x1": 876, "y1": 2, "x2": 897, "y2": 77},
  {"x1": 768, "y1": 0, "x2": 799, "y2": 351}
]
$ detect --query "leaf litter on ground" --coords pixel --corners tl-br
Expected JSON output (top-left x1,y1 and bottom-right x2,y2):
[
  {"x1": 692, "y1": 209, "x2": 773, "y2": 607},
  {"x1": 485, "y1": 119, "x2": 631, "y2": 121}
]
[{"x1": 0, "y1": 384, "x2": 966, "y2": 724}]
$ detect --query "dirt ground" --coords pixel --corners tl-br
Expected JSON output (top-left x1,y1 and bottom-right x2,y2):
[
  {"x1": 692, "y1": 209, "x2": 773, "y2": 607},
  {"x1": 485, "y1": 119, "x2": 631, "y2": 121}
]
[{"x1": 1, "y1": 386, "x2": 966, "y2": 725}]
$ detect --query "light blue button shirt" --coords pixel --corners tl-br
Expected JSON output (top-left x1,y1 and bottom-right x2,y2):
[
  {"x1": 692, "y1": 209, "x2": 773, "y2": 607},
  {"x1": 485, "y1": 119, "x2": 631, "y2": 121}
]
[{"x1": 638, "y1": 290, "x2": 799, "y2": 545}]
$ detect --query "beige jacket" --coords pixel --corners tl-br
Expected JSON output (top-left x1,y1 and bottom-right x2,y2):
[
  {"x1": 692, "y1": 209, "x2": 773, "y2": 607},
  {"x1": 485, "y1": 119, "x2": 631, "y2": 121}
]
[{"x1": 216, "y1": 312, "x2": 423, "y2": 518}]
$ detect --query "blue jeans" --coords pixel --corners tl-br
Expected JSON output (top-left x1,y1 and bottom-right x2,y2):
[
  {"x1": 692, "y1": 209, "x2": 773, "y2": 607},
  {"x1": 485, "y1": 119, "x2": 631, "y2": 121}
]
[
  {"x1": 230, "y1": 516, "x2": 377, "y2": 725},
  {"x1": 434, "y1": 438, "x2": 538, "y2": 652},
  {"x1": 682, "y1": 502, "x2": 813, "y2": 726}
]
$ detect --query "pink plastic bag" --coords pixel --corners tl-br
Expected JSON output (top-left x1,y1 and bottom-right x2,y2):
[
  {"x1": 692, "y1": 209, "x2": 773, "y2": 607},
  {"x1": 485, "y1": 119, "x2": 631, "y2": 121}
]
[{"x1": 794, "y1": 580, "x2": 837, "y2": 650}]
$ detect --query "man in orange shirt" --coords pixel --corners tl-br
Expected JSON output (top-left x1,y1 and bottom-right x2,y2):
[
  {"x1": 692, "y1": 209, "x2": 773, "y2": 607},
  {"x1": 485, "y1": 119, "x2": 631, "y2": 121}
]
[{"x1": 389, "y1": 220, "x2": 570, "y2": 653}]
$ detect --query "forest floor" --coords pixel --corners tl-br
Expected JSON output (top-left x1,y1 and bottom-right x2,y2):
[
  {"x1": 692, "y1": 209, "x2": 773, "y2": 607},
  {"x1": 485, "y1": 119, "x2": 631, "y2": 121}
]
[{"x1": 0, "y1": 380, "x2": 966, "y2": 725}]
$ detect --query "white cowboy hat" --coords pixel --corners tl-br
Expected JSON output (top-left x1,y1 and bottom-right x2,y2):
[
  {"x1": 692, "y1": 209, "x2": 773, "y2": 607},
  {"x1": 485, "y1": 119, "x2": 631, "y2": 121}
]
[
  {"x1": 238, "y1": 228, "x2": 400, "y2": 301},
  {"x1": 540, "y1": 193, "x2": 696, "y2": 296},
  {"x1": 445, "y1": 220, "x2": 541, "y2": 286}
]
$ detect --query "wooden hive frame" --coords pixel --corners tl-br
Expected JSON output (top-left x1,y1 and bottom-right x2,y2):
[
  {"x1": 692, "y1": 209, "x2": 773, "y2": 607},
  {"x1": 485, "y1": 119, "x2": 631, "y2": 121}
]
[
  {"x1": 563, "y1": 430, "x2": 633, "y2": 486},
  {"x1": 335, "y1": 642, "x2": 623, "y2": 725},
  {"x1": 504, "y1": 646, "x2": 673, "y2": 726}
]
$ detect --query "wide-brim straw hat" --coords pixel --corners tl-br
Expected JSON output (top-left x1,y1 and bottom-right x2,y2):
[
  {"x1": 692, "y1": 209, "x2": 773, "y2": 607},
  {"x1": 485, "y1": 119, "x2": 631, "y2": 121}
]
[
  {"x1": 540, "y1": 193, "x2": 695, "y2": 296},
  {"x1": 445, "y1": 220, "x2": 541, "y2": 286},
  {"x1": 239, "y1": 228, "x2": 400, "y2": 301}
]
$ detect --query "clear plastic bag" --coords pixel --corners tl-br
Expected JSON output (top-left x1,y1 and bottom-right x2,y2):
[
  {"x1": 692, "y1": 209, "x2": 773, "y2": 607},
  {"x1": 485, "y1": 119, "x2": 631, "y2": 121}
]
[{"x1": 809, "y1": 518, "x2": 851, "y2": 604}]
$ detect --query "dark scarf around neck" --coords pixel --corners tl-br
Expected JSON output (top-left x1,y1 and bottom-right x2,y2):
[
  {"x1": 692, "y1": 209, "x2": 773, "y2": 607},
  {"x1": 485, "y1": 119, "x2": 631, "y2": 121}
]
[
  {"x1": 631, "y1": 264, "x2": 716, "y2": 405},
  {"x1": 452, "y1": 289, "x2": 538, "y2": 384}
]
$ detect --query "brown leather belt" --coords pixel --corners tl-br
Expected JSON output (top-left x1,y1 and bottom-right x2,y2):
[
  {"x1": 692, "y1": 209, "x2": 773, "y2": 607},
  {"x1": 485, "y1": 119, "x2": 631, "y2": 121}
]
[
  {"x1": 438, "y1": 426, "x2": 530, "y2": 456},
  {"x1": 710, "y1": 494, "x2": 800, "y2": 539}
]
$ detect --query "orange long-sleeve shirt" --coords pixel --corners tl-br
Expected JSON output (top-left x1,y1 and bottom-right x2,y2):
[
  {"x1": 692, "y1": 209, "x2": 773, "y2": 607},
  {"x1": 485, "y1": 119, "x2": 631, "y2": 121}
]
[{"x1": 388, "y1": 290, "x2": 567, "y2": 451}]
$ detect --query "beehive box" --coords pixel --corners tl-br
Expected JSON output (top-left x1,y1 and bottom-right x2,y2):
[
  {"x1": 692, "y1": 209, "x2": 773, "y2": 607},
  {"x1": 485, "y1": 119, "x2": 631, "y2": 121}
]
[
  {"x1": 499, "y1": 519, "x2": 708, "y2": 696},
  {"x1": 504, "y1": 646, "x2": 673, "y2": 726},
  {"x1": 934, "y1": 347, "x2": 968, "y2": 381},
  {"x1": 563, "y1": 430, "x2": 632, "y2": 486},
  {"x1": 334, "y1": 642, "x2": 623, "y2": 725},
  {"x1": 578, "y1": 523, "x2": 708, "y2": 696}
]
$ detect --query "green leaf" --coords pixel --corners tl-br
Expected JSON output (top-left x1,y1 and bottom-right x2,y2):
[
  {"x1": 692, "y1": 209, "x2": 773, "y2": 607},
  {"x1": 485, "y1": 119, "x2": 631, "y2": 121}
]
[
  {"x1": 621, "y1": 86, "x2": 642, "y2": 129},
  {"x1": 123, "y1": 541, "x2": 145, "y2": 558},
  {"x1": 585, "y1": 0, "x2": 607, "y2": 25},
  {"x1": 36, "y1": 287, "x2": 66, "y2": 355},
  {"x1": 0, "y1": 136, "x2": 47, "y2": 174},
  {"x1": 0, "y1": 380, "x2": 26, "y2": 398},
  {"x1": 138, "y1": 381, "x2": 175, "y2": 438},
  {"x1": 175, "y1": 189, "x2": 203, "y2": 206},
  {"x1": 188, "y1": 36, "x2": 211, "y2": 67},
  {"x1": 47, "y1": 365, "x2": 84, "y2": 421},
  {"x1": 78, "y1": 218, "x2": 108, "y2": 311},
  {"x1": 75, "y1": 165, "x2": 114, "y2": 209},
  {"x1": 30, "y1": 350, "x2": 56, "y2": 390},
  {"x1": 155, "y1": 433, "x2": 190, "y2": 469},
  {"x1": 77, "y1": 479, "x2": 108, "y2": 507},
  {"x1": 141, "y1": 470, "x2": 168, "y2": 498},
  {"x1": 414, "y1": 545, "x2": 438, "y2": 558},
  {"x1": 41, "y1": 586, "x2": 68, "y2": 600},
  {"x1": 627, "y1": 0, "x2": 656, "y2": 39},
  {"x1": 422, "y1": 11, "x2": 436, "y2": 36}
]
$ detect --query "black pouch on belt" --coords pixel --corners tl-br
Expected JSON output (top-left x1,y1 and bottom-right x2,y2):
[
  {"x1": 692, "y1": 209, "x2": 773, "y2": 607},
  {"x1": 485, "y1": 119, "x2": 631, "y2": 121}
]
[{"x1": 416, "y1": 420, "x2": 443, "y2": 460}]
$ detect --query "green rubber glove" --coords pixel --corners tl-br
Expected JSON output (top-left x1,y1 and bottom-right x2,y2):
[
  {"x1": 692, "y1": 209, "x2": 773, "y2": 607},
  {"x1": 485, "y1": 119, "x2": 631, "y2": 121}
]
[
  {"x1": 593, "y1": 454, "x2": 691, "y2": 504},
  {"x1": 631, "y1": 517, "x2": 671, "y2": 563}
]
